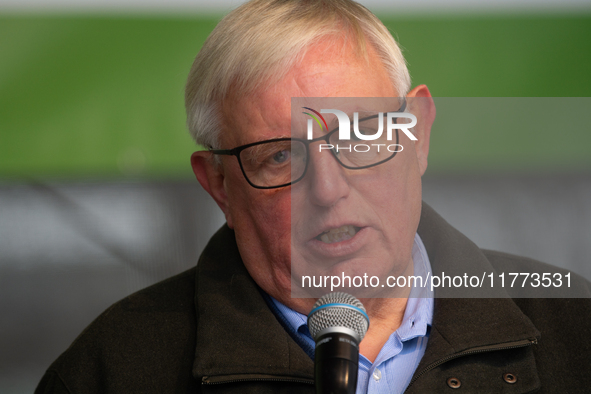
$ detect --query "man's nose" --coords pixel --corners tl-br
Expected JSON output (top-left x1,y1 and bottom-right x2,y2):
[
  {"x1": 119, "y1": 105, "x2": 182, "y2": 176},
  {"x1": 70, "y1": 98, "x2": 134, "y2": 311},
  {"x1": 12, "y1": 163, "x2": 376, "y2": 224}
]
[{"x1": 306, "y1": 145, "x2": 350, "y2": 207}]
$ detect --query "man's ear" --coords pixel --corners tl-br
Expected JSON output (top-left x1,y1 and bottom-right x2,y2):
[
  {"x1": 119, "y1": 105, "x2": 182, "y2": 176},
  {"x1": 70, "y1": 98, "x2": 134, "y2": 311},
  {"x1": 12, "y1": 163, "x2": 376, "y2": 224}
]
[
  {"x1": 190, "y1": 151, "x2": 234, "y2": 228},
  {"x1": 406, "y1": 84, "x2": 436, "y2": 176}
]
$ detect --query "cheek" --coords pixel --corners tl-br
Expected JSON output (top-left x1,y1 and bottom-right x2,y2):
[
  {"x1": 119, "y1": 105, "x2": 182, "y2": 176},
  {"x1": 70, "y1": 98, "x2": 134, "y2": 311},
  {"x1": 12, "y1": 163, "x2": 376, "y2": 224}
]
[
  {"x1": 221, "y1": 170, "x2": 244, "y2": 229},
  {"x1": 392, "y1": 154, "x2": 423, "y2": 240},
  {"x1": 228, "y1": 186, "x2": 293, "y2": 293},
  {"x1": 227, "y1": 183, "x2": 292, "y2": 248},
  {"x1": 360, "y1": 148, "x2": 422, "y2": 233},
  {"x1": 253, "y1": 190, "x2": 292, "y2": 240}
]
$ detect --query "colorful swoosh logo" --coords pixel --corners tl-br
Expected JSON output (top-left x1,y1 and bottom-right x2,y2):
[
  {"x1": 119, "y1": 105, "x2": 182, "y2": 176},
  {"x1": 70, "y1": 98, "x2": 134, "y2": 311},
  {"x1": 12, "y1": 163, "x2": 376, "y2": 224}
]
[{"x1": 302, "y1": 107, "x2": 328, "y2": 133}]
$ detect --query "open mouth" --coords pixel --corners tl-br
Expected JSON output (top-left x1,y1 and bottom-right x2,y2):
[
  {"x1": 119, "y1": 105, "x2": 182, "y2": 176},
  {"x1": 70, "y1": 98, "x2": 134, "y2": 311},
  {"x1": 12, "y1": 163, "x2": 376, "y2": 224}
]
[{"x1": 315, "y1": 225, "x2": 360, "y2": 244}]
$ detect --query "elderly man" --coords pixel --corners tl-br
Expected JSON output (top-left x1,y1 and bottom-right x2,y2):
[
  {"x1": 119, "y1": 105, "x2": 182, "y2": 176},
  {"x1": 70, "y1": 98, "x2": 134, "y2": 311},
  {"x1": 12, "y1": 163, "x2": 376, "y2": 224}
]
[{"x1": 36, "y1": 0, "x2": 591, "y2": 393}]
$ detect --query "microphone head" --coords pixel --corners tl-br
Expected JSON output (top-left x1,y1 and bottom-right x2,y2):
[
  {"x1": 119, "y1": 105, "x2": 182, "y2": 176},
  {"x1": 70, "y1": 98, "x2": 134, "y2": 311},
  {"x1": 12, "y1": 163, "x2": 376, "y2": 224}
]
[{"x1": 307, "y1": 292, "x2": 369, "y2": 343}]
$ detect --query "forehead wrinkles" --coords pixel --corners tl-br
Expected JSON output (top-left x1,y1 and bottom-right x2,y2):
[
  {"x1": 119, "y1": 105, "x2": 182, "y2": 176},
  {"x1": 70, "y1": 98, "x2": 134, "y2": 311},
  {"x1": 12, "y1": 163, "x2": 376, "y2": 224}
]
[
  {"x1": 221, "y1": 81, "x2": 297, "y2": 146},
  {"x1": 219, "y1": 37, "x2": 395, "y2": 147},
  {"x1": 292, "y1": 37, "x2": 396, "y2": 96}
]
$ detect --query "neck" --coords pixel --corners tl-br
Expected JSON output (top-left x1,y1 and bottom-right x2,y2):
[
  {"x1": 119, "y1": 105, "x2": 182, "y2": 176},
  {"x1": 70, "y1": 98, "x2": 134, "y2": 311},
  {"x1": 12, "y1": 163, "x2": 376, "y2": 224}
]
[
  {"x1": 358, "y1": 297, "x2": 409, "y2": 362},
  {"x1": 357, "y1": 257, "x2": 415, "y2": 362}
]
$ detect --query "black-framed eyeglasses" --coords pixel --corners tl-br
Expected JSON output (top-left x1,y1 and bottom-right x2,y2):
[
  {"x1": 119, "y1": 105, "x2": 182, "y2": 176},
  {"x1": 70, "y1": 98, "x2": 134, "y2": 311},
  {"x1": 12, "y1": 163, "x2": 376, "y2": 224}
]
[{"x1": 209, "y1": 101, "x2": 408, "y2": 189}]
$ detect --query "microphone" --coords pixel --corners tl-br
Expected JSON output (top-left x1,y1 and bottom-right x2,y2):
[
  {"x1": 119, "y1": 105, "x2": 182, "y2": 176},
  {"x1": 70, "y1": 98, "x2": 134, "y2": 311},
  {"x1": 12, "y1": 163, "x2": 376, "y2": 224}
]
[{"x1": 307, "y1": 292, "x2": 369, "y2": 394}]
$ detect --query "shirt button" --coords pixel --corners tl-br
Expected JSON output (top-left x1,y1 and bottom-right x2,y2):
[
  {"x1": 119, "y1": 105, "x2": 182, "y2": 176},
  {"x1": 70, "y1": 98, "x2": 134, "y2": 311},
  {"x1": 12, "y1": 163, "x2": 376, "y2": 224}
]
[{"x1": 373, "y1": 368, "x2": 382, "y2": 381}]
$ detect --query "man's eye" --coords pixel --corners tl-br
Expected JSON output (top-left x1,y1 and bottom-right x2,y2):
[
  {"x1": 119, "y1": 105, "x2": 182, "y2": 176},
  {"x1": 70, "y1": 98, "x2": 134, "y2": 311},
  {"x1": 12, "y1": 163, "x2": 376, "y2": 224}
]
[
  {"x1": 352, "y1": 128, "x2": 377, "y2": 140},
  {"x1": 270, "y1": 149, "x2": 290, "y2": 164}
]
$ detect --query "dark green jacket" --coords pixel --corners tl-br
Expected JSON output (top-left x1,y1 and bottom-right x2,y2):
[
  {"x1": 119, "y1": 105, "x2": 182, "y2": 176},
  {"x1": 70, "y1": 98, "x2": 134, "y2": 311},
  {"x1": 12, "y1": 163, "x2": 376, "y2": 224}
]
[{"x1": 36, "y1": 204, "x2": 591, "y2": 393}]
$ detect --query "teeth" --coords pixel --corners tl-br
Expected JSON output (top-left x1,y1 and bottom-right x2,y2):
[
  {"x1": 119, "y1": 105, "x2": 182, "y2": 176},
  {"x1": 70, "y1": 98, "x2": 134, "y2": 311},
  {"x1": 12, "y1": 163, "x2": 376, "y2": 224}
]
[{"x1": 318, "y1": 225, "x2": 358, "y2": 244}]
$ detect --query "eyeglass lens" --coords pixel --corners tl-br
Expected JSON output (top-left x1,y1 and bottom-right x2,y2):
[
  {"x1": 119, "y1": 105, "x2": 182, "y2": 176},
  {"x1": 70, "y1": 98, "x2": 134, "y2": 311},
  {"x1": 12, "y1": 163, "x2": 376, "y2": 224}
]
[{"x1": 237, "y1": 113, "x2": 400, "y2": 188}]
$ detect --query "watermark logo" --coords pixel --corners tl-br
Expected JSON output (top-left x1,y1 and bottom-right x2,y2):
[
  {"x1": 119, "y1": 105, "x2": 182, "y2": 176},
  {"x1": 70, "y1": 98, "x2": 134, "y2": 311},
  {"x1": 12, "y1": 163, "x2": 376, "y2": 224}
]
[
  {"x1": 302, "y1": 108, "x2": 417, "y2": 141},
  {"x1": 302, "y1": 107, "x2": 328, "y2": 137}
]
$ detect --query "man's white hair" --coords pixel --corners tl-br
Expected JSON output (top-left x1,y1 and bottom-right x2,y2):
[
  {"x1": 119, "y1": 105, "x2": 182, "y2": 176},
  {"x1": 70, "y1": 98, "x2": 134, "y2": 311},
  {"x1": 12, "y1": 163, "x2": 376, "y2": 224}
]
[{"x1": 185, "y1": 0, "x2": 411, "y2": 149}]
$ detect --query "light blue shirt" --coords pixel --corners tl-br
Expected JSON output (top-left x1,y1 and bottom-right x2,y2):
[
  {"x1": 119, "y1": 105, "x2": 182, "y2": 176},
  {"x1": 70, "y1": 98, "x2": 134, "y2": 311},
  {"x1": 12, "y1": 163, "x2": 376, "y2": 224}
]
[{"x1": 270, "y1": 233, "x2": 434, "y2": 394}]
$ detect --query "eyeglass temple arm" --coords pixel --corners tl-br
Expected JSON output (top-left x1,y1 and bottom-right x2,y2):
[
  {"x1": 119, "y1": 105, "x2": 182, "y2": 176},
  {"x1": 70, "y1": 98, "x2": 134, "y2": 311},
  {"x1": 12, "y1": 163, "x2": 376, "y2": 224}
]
[{"x1": 208, "y1": 147, "x2": 238, "y2": 156}]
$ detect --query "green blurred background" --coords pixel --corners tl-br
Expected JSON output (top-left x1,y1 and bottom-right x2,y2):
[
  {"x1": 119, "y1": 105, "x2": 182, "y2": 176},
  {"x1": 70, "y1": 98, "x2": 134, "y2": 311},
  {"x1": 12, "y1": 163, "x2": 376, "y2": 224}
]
[
  {"x1": 1, "y1": 13, "x2": 590, "y2": 180},
  {"x1": 1, "y1": 6, "x2": 590, "y2": 394}
]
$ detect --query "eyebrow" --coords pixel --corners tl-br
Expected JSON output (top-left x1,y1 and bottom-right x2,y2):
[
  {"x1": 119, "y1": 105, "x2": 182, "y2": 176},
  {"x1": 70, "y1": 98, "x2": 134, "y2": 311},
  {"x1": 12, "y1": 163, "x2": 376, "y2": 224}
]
[{"x1": 324, "y1": 110, "x2": 382, "y2": 131}]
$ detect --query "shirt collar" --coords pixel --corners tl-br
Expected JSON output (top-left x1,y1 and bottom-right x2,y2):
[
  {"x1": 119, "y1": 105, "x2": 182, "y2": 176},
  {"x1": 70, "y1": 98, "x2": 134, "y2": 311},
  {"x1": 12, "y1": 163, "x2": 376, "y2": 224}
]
[{"x1": 398, "y1": 233, "x2": 433, "y2": 341}]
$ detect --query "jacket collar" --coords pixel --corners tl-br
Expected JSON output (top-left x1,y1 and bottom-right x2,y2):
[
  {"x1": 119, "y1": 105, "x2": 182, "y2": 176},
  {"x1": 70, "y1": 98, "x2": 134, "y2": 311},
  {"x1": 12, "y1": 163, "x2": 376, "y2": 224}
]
[
  {"x1": 415, "y1": 203, "x2": 540, "y2": 373},
  {"x1": 192, "y1": 203, "x2": 540, "y2": 382},
  {"x1": 192, "y1": 224, "x2": 314, "y2": 383}
]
